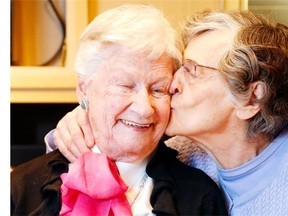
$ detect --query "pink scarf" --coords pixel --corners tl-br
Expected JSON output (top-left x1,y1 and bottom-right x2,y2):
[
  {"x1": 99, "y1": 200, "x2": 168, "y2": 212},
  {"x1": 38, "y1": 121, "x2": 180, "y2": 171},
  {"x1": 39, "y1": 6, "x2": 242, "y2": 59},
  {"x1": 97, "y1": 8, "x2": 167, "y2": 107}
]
[{"x1": 60, "y1": 152, "x2": 132, "y2": 216}]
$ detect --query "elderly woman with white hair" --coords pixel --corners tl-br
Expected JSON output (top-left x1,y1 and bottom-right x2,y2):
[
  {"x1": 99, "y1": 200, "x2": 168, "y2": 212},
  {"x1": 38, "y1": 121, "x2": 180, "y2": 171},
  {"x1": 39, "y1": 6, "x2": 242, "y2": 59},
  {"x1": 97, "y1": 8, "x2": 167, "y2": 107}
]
[{"x1": 11, "y1": 4, "x2": 227, "y2": 216}]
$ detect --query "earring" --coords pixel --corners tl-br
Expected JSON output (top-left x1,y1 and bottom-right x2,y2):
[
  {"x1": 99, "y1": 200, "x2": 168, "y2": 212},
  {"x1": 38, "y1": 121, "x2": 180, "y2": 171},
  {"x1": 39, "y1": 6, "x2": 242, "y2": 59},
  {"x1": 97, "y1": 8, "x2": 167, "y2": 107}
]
[{"x1": 80, "y1": 99, "x2": 89, "y2": 112}]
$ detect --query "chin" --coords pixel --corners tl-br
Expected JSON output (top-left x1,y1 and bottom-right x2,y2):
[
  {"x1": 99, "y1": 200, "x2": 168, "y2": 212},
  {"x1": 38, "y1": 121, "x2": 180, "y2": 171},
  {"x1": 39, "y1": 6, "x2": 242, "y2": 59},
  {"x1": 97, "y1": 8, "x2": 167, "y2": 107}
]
[{"x1": 165, "y1": 126, "x2": 174, "y2": 137}]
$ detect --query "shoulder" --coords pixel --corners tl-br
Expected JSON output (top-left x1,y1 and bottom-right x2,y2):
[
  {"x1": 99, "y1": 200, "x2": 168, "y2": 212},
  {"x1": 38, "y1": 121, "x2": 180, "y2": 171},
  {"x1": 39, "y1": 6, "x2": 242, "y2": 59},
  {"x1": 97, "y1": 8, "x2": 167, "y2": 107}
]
[
  {"x1": 149, "y1": 141, "x2": 218, "y2": 188},
  {"x1": 171, "y1": 153, "x2": 219, "y2": 190},
  {"x1": 11, "y1": 150, "x2": 67, "y2": 215},
  {"x1": 165, "y1": 136, "x2": 219, "y2": 182},
  {"x1": 165, "y1": 136, "x2": 207, "y2": 164},
  {"x1": 148, "y1": 141, "x2": 227, "y2": 215},
  {"x1": 11, "y1": 150, "x2": 68, "y2": 195},
  {"x1": 12, "y1": 150, "x2": 68, "y2": 178}
]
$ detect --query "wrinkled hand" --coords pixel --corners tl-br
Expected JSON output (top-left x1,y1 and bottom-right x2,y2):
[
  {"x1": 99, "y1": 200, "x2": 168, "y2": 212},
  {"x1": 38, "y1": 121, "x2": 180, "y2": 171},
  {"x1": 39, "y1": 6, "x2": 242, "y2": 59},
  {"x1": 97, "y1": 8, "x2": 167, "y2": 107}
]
[{"x1": 53, "y1": 106, "x2": 95, "y2": 162}]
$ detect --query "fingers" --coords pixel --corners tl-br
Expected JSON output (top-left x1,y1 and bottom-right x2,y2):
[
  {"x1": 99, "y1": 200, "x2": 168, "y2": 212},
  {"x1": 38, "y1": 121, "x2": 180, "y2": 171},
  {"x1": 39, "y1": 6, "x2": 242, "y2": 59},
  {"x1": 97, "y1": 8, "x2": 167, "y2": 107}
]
[
  {"x1": 53, "y1": 106, "x2": 94, "y2": 162},
  {"x1": 53, "y1": 111, "x2": 79, "y2": 162},
  {"x1": 53, "y1": 129, "x2": 77, "y2": 162},
  {"x1": 68, "y1": 107, "x2": 92, "y2": 153},
  {"x1": 76, "y1": 106, "x2": 95, "y2": 148}
]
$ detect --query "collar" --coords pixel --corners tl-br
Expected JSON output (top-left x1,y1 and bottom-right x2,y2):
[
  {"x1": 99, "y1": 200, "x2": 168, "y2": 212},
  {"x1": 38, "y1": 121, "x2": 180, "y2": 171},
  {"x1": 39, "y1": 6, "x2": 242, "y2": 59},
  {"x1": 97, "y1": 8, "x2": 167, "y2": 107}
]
[
  {"x1": 92, "y1": 145, "x2": 149, "y2": 187},
  {"x1": 218, "y1": 128, "x2": 288, "y2": 209}
]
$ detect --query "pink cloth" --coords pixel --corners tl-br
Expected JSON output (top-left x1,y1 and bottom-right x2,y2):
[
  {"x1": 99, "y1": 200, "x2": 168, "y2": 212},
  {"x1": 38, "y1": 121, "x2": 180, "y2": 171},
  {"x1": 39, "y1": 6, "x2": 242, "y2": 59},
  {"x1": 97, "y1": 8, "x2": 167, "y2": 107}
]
[{"x1": 60, "y1": 152, "x2": 132, "y2": 216}]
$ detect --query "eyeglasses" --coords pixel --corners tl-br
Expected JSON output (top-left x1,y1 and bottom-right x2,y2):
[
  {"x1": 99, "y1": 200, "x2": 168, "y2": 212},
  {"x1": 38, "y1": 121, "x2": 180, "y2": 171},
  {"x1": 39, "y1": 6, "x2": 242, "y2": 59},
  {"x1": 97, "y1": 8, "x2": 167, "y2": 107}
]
[{"x1": 181, "y1": 59, "x2": 218, "y2": 78}]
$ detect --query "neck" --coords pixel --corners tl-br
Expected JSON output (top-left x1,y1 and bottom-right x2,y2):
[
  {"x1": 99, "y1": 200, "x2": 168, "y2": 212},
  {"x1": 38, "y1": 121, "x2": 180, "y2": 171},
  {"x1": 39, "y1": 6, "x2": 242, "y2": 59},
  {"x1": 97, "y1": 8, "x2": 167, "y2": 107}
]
[
  {"x1": 116, "y1": 158, "x2": 148, "y2": 186},
  {"x1": 190, "y1": 129, "x2": 270, "y2": 169},
  {"x1": 92, "y1": 144, "x2": 149, "y2": 186}
]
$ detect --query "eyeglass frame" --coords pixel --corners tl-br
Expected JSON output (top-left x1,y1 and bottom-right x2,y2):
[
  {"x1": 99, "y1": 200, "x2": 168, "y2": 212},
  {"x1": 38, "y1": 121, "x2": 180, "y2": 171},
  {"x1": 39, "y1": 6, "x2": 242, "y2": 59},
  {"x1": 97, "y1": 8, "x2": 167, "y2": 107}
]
[{"x1": 180, "y1": 58, "x2": 219, "y2": 78}]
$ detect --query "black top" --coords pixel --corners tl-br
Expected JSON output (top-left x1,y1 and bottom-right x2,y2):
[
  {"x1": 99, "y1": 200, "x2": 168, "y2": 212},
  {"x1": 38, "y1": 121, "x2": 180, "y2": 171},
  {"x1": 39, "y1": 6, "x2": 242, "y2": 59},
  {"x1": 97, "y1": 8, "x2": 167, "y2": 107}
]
[{"x1": 11, "y1": 141, "x2": 227, "y2": 216}]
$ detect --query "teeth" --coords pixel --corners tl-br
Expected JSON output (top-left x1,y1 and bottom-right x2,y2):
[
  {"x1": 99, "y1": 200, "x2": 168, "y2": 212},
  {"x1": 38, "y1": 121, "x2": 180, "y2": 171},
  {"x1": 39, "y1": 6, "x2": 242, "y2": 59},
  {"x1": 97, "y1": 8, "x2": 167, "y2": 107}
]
[{"x1": 121, "y1": 119, "x2": 150, "y2": 128}]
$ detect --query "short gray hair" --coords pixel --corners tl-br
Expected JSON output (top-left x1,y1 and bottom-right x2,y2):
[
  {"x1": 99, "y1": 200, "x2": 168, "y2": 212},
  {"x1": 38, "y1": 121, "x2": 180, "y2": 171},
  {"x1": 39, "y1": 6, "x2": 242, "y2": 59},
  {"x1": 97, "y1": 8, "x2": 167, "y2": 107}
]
[
  {"x1": 182, "y1": 10, "x2": 288, "y2": 139},
  {"x1": 181, "y1": 10, "x2": 268, "y2": 47}
]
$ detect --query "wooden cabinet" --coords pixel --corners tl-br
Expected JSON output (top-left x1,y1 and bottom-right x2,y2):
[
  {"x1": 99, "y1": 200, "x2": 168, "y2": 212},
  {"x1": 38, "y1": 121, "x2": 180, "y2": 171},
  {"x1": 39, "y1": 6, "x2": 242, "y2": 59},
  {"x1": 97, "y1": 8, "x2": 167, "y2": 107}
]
[
  {"x1": 10, "y1": 0, "x2": 89, "y2": 167},
  {"x1": 11, "y1": 67, "x2": 78, "y2": 103},
  {"x1": 11, "y1": 0, "x2": 89, "y2": 103}
]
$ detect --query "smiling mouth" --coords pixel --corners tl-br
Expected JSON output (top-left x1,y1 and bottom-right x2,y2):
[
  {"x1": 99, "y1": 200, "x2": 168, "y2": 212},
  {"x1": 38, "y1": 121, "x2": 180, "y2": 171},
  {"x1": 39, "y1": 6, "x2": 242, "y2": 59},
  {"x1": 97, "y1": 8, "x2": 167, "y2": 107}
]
[{"x1": 120, "y1": 119, "x2": 151, "y2": 128}]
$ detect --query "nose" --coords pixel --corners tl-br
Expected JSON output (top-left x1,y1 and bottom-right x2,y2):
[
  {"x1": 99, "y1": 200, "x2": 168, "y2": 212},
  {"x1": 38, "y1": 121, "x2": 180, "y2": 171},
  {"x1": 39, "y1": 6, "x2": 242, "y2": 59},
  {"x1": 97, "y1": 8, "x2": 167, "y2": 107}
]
[
  {"x1": 169, "y1": 68, "x2": 182, "y2": 95},
  {"x1": 131, "y1": 88, "x2": 154, "y2": 118}
]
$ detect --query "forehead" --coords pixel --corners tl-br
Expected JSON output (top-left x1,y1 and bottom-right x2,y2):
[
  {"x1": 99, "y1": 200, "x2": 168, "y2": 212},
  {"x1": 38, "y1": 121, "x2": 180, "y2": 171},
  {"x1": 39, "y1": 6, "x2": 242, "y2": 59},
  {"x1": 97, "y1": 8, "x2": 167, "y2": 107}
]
[
  {"x1": 98, "y1": 47, "x2": 174, "y2": 79},
  {"x1": 184, "y1": 30, "x2": 234, "y2": 67}
]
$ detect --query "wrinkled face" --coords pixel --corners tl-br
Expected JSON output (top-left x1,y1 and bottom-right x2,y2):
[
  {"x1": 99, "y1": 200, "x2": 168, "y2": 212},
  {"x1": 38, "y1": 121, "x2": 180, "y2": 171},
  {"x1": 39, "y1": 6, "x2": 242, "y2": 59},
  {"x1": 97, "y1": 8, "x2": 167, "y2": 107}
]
[
  {"x1": 82, "y1": 47, "x2": 173, "y2": 162},
  {"x1": 166, "y1": 30, "x2": 238, "y2": 142}
]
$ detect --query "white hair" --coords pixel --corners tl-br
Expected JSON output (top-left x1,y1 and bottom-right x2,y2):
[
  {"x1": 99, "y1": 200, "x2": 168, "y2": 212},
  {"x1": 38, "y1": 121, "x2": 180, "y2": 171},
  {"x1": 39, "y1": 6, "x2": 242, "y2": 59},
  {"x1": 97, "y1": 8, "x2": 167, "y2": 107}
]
[{"x1": 74, "y1": 4, "x2": 181, "y2": 78}]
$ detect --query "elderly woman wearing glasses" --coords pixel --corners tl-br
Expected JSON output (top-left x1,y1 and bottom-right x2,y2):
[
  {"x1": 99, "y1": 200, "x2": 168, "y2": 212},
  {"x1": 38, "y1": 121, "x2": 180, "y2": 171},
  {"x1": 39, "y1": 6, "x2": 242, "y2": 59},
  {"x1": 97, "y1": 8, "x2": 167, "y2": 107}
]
[
  {"x1": 45, "y1": 9, "x2": 288, "y2": 215},
  {"x1": 11, "y1": 5, "x2": 228, "y2": 216},
  {"x1": 165, "y1": 10, "x2": 288, "y2": 215}
]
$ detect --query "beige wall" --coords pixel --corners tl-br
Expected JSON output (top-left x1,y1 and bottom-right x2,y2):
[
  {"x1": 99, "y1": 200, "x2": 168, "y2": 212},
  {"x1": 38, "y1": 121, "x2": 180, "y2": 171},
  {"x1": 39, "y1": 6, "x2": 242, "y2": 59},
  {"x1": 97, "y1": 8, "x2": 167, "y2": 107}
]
[
  {"x1": 249, "y1": 0, "x2": 288, "y2": 26},
  {"x1": 89, "y1": 0, "x2": 247, "y2": 30}
]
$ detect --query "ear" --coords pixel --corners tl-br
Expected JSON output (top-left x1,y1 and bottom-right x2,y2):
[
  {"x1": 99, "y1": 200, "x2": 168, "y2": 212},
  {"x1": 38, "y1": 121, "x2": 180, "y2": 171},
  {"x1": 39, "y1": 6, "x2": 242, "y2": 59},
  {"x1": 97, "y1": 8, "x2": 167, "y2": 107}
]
[
  {"x1": 76, "y1": 77, "x2": 88, "y2": 104},
  {"x1": 236, "y1": 81, "x2": 266, "y2": 120}
]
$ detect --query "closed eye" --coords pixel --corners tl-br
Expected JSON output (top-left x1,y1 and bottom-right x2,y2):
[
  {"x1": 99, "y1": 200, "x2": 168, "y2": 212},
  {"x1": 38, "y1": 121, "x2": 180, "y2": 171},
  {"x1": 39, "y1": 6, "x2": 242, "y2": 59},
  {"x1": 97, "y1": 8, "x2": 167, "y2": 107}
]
[
  {"x1": 151, "y1": 87, "x2": 170, "y2": 98},
  {"x1": 182, "y1": 64, "x2": 197, "y2": 78},
  {"x1": 116, "y1": 84, "x2": 134, "y2": 93}
]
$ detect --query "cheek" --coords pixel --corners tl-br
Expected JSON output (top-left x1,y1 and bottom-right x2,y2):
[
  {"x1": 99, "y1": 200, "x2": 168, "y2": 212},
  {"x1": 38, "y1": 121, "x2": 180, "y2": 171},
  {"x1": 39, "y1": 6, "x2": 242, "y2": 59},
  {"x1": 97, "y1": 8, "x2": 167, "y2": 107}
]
[
  {"x1": 157, "y1": 97, "x2": 171, "y2": 123},
  {"x1": 178, "y1": 85, "x2": 207, "y2": 111},
  {"x1": 153, "y1": 99, "x2": 171, "y2": 140},
  {"x1": 191, "y1": 80, "x2": 227, "y2": 107},
  {"x1": 177, "y1": 81, "x2": 232, "y2": 128},
  {"x1": 88, "y1": 92, "x2": 126, "y2": 130},
  {"x1": 193, "y1": 87, "x2": 234, "y2": 124}
]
